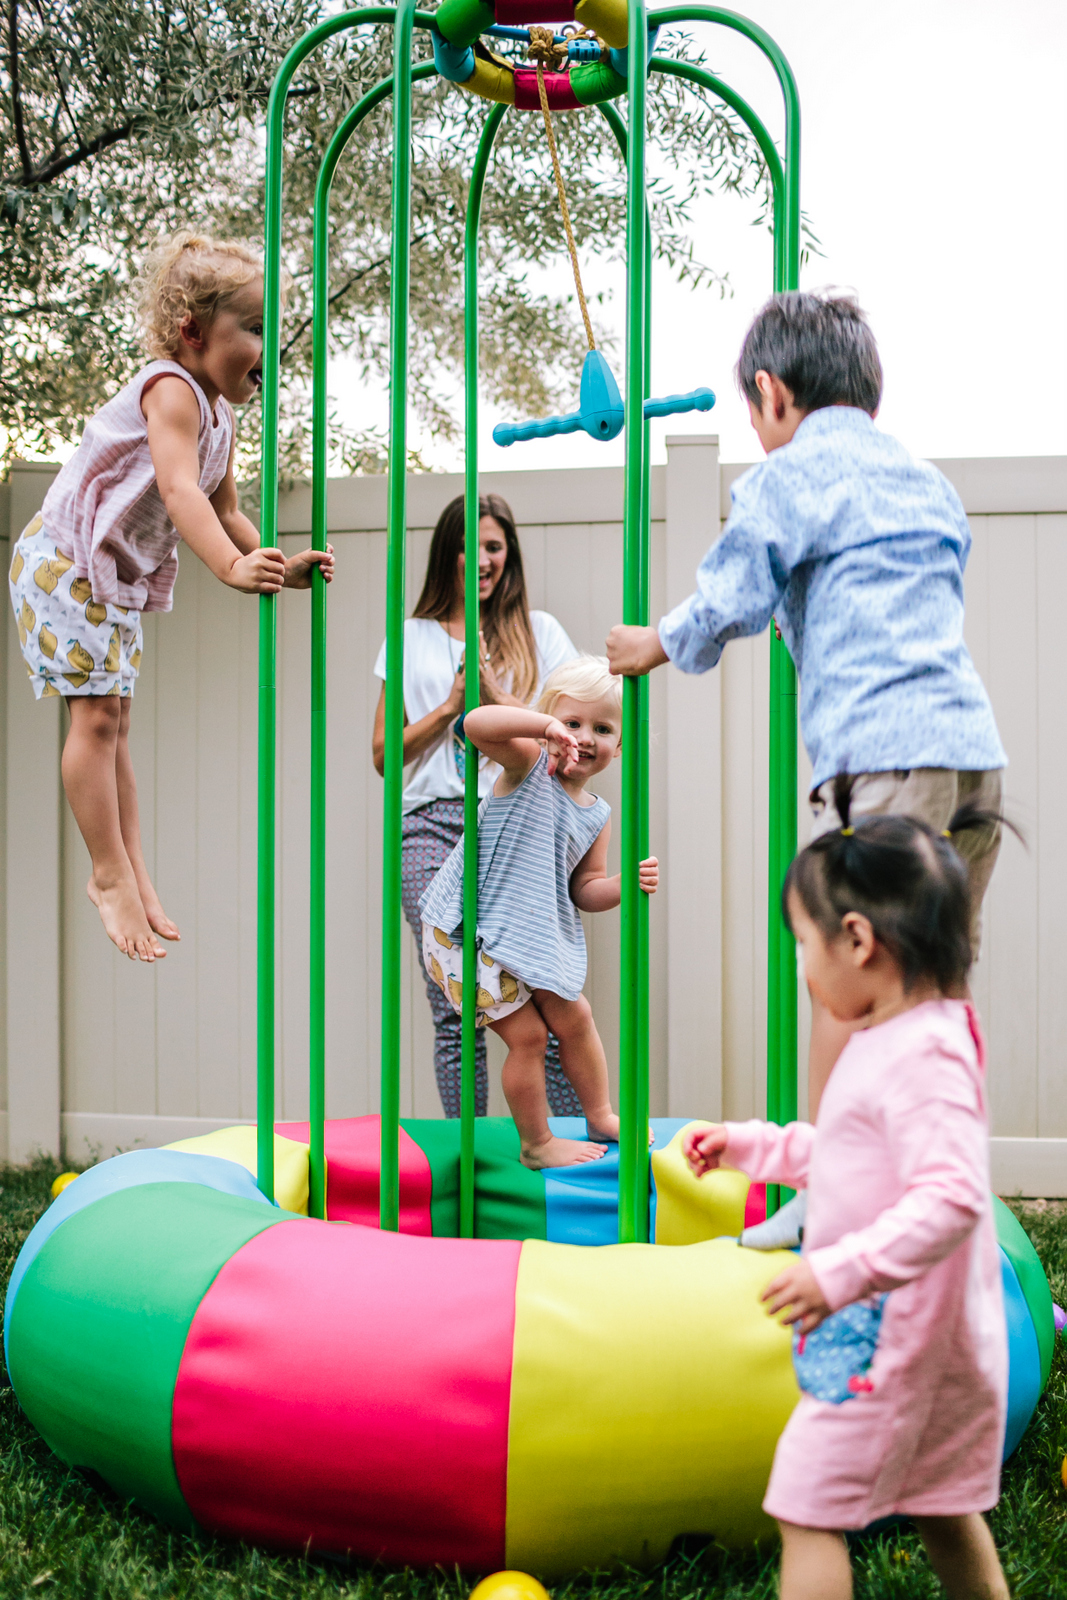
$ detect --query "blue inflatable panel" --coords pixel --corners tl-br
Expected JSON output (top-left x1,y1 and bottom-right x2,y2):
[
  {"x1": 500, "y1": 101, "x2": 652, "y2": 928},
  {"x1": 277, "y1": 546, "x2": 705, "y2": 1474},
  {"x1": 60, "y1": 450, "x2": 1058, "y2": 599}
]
[
  {"x1": 544, "y1": 1118, "x2": 692, "y2": 1246},
  {"x1": 1001, "y1": 1243, "x2": 1042, "y2": 1459},
  {"x1": 4, "y1": 1148, "x2": 270, "y2": 1363}
]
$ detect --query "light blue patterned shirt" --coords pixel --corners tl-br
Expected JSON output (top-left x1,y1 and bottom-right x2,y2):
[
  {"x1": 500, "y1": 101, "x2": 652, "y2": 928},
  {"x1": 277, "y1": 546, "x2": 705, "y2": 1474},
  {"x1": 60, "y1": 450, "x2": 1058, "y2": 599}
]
[{"x1": 659, "y1": 407, "x2": 1006, "y2": 788}]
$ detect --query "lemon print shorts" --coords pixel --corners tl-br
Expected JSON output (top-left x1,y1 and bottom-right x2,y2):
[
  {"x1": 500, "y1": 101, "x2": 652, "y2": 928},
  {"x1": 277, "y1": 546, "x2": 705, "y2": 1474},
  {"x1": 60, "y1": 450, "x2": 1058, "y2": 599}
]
[
  {"x1": 9, "y1": 515, "x2": 144, "y2": 699},
  {"x1": 420, "y1": 920, "x2": 533, "y2": 1026}
]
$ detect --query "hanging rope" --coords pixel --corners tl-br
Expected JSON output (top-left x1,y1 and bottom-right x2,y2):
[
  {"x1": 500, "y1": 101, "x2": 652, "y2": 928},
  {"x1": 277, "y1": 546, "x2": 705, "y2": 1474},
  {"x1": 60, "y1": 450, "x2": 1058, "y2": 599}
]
[{"x1": 529, "y1": 34, "x2": 597, "y2": 353}]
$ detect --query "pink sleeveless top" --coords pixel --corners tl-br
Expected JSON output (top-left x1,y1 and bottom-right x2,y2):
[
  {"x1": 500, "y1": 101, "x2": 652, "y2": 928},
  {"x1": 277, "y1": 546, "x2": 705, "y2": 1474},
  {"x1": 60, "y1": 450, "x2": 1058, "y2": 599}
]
[{"x1": 41, "y1": 361, "x2": 234, "y2": 613}]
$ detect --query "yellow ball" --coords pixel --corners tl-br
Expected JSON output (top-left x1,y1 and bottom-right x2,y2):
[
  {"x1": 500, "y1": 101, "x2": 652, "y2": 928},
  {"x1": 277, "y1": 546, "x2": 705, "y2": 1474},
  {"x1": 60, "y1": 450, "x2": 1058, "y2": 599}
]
[
  {"x1": 469, "y1": 1575, "x2": 550, "y2": 1600},
  {"x1": 50, "y1": 1172, "x2": 79, "y2": 1199}
]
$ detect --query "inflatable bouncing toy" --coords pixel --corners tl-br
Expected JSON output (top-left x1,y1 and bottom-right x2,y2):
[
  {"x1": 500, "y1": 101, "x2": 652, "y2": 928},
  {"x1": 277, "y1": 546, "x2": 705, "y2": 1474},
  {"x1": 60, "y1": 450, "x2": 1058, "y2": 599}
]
[
  {"x1": 1054, "y1": 1301, "x2": 1066, "y2": 1336},
  {"x1": 5, "y1": 1117, "x2": 1055, "y2": 1572},
  {"x1": 7, "y1": 2, "x2": 1056, "y2": 1579}
]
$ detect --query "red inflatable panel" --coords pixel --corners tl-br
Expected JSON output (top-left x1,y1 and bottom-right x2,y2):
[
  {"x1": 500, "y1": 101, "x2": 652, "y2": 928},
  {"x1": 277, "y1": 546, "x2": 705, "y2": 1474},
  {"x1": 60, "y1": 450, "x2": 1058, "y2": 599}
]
[
  {"x1": 496, "y1": 0, "x2": 575, "y2": 20},
  {"x1": 744, "y1": 1182, "x2": 767, "y2": 1230},
  {"x1": 172, "y1": 1219, "x2": 521, "y2": 1567},
  {"x1": 276, "y1": 1114, "x2": 433, "y2": 1235},
  {"x1": 513, "y1": 68, "x2": 581, "y2": 110}
]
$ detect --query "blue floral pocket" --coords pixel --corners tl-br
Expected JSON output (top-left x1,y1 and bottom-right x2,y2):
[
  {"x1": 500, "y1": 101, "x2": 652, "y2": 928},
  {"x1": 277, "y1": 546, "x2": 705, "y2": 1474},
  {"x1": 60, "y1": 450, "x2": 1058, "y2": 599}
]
[{"x1": 792, "y1": 1295, "x2": 887, "y2": 1405}]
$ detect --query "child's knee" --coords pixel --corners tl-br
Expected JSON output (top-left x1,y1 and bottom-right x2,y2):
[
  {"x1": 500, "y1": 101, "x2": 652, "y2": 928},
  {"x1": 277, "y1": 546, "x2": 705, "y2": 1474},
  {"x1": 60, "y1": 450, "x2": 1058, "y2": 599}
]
[
  {"x1": 70, "y1": 694, "x2": 122, "y2": 739},
  {"x1": 547, "y1": 993, "x2": 594, "y2": 1039}
]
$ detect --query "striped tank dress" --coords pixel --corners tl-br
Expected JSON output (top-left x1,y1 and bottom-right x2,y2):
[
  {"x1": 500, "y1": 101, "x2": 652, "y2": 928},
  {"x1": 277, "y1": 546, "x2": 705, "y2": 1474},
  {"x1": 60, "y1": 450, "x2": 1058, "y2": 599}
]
[{"x1": 418, "y1": 750, "x2": 609, "y2": 1001}]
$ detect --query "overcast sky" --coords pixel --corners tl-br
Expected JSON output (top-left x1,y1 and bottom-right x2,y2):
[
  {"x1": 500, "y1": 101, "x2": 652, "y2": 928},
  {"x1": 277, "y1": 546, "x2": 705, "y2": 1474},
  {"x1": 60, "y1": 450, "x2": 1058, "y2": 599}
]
[{"x1": 333, "y1": 0, "x2": 1066, "y2": 473}]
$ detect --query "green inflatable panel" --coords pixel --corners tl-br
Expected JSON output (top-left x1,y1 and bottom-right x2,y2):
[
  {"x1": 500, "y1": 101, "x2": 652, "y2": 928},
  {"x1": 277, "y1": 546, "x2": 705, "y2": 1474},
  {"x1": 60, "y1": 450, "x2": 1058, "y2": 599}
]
[
  {"x1": 7, "y1": 1183, "x2": 290, "y2": 1525},
  {"x1": 993, "y1": 1195, "x2": 1055, "y2": 1387},
  {"x1": 403, "y1": 1116, "x2": 547, "y2": 1240},
  {"x1": 571, "y1": 61, "x2": 628, "y2": 106},
  {"x1": 434, "y1": 0, "x2": 495, "y2": 47}
]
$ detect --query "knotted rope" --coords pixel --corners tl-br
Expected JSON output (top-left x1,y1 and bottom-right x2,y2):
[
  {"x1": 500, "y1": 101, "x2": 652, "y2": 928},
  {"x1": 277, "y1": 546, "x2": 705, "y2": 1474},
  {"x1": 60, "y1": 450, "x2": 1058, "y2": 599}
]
[{"x1": 528, "y1": 30, "x2": 597, "y2": 353}]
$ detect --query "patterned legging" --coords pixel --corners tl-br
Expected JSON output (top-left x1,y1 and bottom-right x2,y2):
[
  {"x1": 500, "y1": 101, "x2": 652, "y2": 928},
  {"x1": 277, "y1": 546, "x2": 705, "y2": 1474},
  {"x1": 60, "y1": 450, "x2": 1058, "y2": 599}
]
[{"x1": 401, "y1": 798, "x2": 582, "y2": 1119}]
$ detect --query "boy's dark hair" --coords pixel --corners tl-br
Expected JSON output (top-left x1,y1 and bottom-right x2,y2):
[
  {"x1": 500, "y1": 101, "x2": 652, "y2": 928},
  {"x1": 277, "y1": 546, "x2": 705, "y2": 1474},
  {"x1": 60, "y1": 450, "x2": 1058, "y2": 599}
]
[
  {"x1": 782, "y1": 775, "x2": 1010, "y2": 996},
  {"x1": 737, "y1": 290, "x2": 883, "y2": 416}
]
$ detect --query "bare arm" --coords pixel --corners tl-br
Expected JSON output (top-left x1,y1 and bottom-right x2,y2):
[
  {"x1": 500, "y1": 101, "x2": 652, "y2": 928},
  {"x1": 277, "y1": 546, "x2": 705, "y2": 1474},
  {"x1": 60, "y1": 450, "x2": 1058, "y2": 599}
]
[
  {"x1": 144, "y1": 378, "x2": 334, "y2": 592},
  {"x1": 372, "y1": 675, "x2": 467, "y2": 777},
  {"x1": 463, "y1": 704, "x2": 579, "y2": 786},
  {"x1": 571, "y1": 820, "x2": 660, "y2": 913}
]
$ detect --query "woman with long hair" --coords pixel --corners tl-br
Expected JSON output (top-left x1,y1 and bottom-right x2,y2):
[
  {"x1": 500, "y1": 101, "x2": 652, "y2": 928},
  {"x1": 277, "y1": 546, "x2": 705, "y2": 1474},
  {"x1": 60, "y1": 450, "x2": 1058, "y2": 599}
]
[{"x1": 373, "y1": 492, "x2": 580, "y2": 1118}]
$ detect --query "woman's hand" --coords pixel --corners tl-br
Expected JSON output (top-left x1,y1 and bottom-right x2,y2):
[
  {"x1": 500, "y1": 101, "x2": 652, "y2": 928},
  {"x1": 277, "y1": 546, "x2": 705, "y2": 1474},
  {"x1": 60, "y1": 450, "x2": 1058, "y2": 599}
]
[
  {"x1": 683, "y1": 1123, "x2": 729, "y2": 1177},
  {"x1": 761, "y1": 1258, "x2": 831, "y2": 1334},
  {"x1": 476, "y1": 631, "x2": 524, "y2": 707},
  {"x1": 543, "y1": 717, "x2": 580, "y2": 776},
  {"x1": 639, "y1": 856, "x2": 659, "y2": 894},
  {"x1": 225, "y1": 547, "x2": 287, "y2": 593},
  {"x1": 283, "y1": 545, "x2": 335, "y2": 589},
  {"x1": 444, "y1": 658, "x2": 466, "y2": 720}
]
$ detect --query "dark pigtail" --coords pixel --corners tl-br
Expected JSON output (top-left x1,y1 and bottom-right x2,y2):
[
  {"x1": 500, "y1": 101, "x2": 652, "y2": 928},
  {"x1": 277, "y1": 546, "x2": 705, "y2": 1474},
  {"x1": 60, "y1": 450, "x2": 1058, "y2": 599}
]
[{"x1": 783, "y1": 781, "x2": 1018, "y2": 996}]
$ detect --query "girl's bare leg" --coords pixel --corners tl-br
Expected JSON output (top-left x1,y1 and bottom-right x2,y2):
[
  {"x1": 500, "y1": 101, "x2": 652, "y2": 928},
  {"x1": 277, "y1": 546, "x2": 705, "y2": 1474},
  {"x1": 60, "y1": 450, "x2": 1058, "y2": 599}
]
[
  {"x1": 62, "y1": 698, "x2": 162, "y2": 961},
  {"x1": 115, "y1": 699, "x2": 180, "y2": 941},
  {"x1": 532, "y1": 990, "x2": 620, "y2": 1144},
  {"x1": 778, "y1": 1523, "x2": 852, "y2": 1600},
  {"x1": 491, "y1": 1002, "x2": 607, "y2": 1168},
  {"x1": 915, "y1": 1514, "x2": 1010, "y2": 1600}
]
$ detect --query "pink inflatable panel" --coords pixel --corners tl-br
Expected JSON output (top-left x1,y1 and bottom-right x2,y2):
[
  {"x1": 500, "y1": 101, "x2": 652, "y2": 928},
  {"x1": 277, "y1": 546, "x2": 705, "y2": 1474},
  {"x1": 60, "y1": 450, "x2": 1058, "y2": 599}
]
[
  {"x1": 496, "y1": 0, "x2": 575, "y2": 20},
  {"x1": 276, "y1": 1114, "x2": 433, "y2": 1234},
  {"x1": 172, "y1": 1219, "x2": 521, "y2": 1566},
  {"x1": 513, "y1": 69, "x2": 581, "y2": 110}
]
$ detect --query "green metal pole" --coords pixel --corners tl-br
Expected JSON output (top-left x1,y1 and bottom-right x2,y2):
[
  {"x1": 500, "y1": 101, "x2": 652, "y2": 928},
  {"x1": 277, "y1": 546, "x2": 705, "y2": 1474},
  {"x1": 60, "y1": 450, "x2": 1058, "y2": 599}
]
[
  {"x1": 259, "y1": 5, "x2": 429, "y2": 1206},
  {"x1": 652, "y1": 7, "x2": 800, "y2": 1207},
  {"x1": 381, "y1": 0, "x2": 418, "y2": 1233},
  {"x1": 618, "y1": 0, "x2": 650, "y2": 1246},
  {"x1": 459, "y1": 102, "x2": 508, "y2": 1239},
  {"x1": 309, "y1": 62, "x2": 438, "y2": 1223}
]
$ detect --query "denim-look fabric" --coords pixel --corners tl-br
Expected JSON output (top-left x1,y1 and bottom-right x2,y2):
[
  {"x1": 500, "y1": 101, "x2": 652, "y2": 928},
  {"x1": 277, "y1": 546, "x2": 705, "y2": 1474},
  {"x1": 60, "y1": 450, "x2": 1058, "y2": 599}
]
[{"x1": 658, "y1": 407, "x2": 1006, "y2": 788}]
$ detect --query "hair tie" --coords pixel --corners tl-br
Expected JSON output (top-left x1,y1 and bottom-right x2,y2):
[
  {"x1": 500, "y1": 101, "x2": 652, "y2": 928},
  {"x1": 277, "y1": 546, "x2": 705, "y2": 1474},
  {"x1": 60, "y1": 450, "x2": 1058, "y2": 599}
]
[{"x1": 840, "y1": 826, "x2": 854, "y2": 837}]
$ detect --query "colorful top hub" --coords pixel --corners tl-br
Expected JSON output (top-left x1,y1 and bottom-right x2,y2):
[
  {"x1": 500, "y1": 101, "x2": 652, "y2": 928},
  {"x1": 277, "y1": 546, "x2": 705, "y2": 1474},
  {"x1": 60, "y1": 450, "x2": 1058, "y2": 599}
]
[{"x1": 431, "y1": 0, "x2": 659, "y2": 109}]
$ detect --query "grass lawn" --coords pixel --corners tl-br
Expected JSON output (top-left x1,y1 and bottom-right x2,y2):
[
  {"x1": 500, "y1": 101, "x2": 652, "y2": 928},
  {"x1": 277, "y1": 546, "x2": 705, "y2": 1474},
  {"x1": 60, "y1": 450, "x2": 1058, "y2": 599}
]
[{"x1": 1, "y1": 1157, "x2": 1065, "y2": 1600}]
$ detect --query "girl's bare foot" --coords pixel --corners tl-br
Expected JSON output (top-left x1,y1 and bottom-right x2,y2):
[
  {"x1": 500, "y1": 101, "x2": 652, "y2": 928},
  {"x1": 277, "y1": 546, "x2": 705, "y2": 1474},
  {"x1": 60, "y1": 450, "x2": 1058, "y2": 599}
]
[
  {"x1": 586, "y1": 1112, "x2": 621, "y2": 1143},
  {"x1": 521, "y1": 1135, "x2": 608, "y2": 1169},
  {"x1": 138, "y1": 885, "x2": 181, "y2": 942},
  {"x1": 87, "y1": 874, "x2": 164, "y2": 961}
]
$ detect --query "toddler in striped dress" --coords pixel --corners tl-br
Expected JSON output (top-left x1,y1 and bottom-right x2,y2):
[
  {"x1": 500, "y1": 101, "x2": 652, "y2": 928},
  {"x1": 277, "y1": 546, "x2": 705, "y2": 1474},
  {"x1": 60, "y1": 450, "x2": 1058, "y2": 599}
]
[
  {"x1": 419, "y1": 656, "x2": 658, "y2": 1168},
  {"x1": 9, "y1": 232, "x2": 333, "y2": 963}
]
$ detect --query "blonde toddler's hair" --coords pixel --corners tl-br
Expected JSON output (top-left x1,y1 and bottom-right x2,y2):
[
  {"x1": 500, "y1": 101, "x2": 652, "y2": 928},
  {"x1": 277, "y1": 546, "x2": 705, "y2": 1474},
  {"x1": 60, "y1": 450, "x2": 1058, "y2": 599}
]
[
  {"x1": 537, "y1": 654, "x2": 623, "y2": 718},
  {"x1": 136, "y1": 231, "x2": 268, "y2": 359}
]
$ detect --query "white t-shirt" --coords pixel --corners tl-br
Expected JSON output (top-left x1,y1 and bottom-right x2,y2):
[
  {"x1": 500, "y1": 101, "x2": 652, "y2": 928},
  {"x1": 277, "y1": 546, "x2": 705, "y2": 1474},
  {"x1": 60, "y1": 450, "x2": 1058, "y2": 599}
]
[{"x1": 373, "y1": 611, "x2": 578, "y2": 814}]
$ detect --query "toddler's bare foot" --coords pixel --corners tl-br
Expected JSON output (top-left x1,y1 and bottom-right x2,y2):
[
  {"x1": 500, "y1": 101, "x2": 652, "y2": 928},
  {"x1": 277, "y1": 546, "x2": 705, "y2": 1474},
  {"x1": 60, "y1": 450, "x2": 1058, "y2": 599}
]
[
  {"x1": 521, "y1": 1135, "x2": 608, "y2": 1170},
  {"x1": 87, "y1": 874, "x2": 164, "y2": 962},
  {"x1": 586, "y1": 1112, "x2": 621, "y2": 1143},
  {"x1": 139, "y1": 888, "x2": 181, "y2": 943}
]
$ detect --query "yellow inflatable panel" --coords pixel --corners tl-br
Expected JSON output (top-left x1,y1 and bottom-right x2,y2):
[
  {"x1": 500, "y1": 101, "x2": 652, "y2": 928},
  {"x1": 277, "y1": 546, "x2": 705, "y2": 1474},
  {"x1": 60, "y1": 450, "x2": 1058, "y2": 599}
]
[
  {"x1": 652, "y1": 1121, "x2": 750, "y2": 1245},
  {"x1": 163, "y1": 1125, "x2": 311, "y2": 1216},
  {"x1": 574, "y1": 0, "x2": 628, "y2": 50},
  {"x1": 506, "y1": 1237, "x2": 799, "y2": 1574},
  {"x1": 468, "y1": 55, "x2": 517, "y2": 105}
]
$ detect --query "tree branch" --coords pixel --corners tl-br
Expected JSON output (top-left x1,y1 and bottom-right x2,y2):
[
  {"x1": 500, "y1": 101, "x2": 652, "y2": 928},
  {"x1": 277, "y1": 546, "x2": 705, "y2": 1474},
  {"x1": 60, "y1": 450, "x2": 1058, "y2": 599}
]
[
  {"x1": 8, "y1": 0, "x2": 36, "y2": 182},
  {"x1": 276, "y1": 238, "x2": 430, "y2": 362},
  {"x1": 17, "y1": 119, "x2": 134, "y2": 188}
]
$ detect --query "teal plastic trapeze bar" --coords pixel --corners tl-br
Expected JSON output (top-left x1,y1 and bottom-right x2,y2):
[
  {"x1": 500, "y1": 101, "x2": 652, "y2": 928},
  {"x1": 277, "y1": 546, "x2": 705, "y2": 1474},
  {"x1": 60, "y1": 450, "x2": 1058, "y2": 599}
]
[{"x1": 492, "y1": 348, "x2": 714, "y2": 447}]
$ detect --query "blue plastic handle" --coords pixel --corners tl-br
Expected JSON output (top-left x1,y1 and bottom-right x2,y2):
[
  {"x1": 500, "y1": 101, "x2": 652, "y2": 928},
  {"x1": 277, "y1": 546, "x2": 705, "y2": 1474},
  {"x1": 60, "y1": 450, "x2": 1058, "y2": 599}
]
[
  {"x1": 492, "y1": 412, "x2": 584, "y2": 447},
  {"x1": 643, "y1": 386, "x2": 716, "y2": 420}
]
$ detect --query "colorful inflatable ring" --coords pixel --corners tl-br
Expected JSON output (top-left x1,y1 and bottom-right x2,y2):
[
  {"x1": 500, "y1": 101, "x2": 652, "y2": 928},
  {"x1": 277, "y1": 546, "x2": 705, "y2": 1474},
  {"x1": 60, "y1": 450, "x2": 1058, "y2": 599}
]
[
  {"x1": 4, "y1": 1116, "x2": 1053, "y2": 1574},
  {"x1": 432, "y1": 0, "x2": 654, "y2": 110}
]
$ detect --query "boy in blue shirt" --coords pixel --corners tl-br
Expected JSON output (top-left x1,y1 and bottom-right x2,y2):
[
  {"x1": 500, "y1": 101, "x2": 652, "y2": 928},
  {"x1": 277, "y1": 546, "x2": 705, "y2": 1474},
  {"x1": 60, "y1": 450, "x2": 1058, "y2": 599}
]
[{"x1": 607, "y1": 291, "x2": 1005, "y2": 1234}]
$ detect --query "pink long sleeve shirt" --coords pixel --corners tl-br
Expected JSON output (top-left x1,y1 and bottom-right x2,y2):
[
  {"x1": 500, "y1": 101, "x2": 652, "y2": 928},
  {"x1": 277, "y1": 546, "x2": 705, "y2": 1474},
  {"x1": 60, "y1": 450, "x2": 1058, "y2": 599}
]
[{"x1": 722, "y1": 999, "x2": 1006, "y2": 1528}]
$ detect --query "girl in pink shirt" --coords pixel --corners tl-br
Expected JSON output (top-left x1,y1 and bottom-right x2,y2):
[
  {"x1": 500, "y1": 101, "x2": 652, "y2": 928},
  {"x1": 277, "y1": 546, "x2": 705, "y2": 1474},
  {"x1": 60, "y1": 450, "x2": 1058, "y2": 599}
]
[
  {"x1": 685, "y1": 781, "x2": 1010, "y2": 1600},
  {"x1": 9, "y1": 233, "x2": 333, "y2": 962}
]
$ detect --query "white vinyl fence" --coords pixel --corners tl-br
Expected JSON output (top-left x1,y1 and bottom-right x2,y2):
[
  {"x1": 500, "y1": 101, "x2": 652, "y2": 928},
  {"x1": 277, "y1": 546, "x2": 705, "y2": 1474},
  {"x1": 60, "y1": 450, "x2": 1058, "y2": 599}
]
[{"x1": 2, "y1": 445, "x2": 1065, "y2": 1194}]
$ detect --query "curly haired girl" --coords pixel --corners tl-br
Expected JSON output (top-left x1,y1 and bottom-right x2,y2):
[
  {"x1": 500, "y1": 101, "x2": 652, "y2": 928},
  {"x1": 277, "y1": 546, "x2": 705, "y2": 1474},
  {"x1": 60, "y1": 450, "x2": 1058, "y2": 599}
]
[{"x1": 9, "y1": 231, "x2": 333, "y2": 961}]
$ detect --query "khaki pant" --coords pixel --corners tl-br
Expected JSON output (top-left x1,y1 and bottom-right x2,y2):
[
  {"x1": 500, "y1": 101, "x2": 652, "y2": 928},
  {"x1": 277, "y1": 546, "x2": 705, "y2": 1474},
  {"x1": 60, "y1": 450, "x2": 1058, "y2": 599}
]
[{"x1": 809, "y1": 768, "x2": 1003, "y2": 957}]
